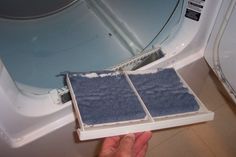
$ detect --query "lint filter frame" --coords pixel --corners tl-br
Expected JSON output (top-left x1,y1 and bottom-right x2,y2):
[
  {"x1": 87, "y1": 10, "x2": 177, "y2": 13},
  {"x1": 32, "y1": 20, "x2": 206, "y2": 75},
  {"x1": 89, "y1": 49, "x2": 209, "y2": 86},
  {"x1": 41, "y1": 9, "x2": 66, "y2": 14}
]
[{"x1": 66, "y1": 68, "x2": 214, "y2": 141}]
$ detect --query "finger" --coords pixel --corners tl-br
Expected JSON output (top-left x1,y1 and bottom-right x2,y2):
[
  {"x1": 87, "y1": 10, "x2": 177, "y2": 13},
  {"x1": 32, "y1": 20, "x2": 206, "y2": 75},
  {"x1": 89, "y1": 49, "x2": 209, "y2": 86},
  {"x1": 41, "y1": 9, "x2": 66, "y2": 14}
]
[
  {"x1": 117, "y1": 133, "x2": 135, "y2": 156},
  {"x1": 102, "y1": 136, "x2": 121, "y2": 149},
  {"x1": 134, "y1": 132, "x2": 143, "y2": 139},
  {"x1": 134, "y1": 131, "x2": 152, "y2": 156},
  {"x1": 99, "y1": 136, "x2": 121, "y2": 157},
  {"x1": 136, "y1": 144, "x2": 148, "y2": 157}
]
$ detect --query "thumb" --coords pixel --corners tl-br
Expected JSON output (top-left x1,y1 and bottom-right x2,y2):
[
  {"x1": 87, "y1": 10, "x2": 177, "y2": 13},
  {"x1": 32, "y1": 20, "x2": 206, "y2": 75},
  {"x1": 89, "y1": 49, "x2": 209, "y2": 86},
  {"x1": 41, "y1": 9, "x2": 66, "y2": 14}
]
[{"x1": 117, "y1": 134, "x2": 135, "y2": 156}]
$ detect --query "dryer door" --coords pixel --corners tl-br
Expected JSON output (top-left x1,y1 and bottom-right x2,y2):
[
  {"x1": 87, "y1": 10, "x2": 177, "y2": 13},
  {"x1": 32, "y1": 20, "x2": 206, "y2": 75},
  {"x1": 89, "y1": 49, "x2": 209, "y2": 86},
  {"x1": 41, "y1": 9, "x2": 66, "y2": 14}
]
[{"x1": 204, "y1": 1, "x2": 236, "y2": 103}]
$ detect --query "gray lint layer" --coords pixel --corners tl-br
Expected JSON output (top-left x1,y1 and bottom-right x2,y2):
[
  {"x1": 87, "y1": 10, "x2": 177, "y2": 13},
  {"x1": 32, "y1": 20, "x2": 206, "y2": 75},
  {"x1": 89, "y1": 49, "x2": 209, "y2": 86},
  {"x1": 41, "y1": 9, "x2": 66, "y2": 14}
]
[
  {"x1": 68, "y1": 72, "x2": 146, "y2": 125},
  {"x1": 129, "y1": 68, "x2": 199, "y2": 117}
]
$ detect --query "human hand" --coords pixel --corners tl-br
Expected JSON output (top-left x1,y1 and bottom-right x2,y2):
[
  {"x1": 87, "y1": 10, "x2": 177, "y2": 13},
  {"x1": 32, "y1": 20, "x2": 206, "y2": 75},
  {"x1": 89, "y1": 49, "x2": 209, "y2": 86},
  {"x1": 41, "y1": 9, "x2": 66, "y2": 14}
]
[{"x1": 99, "y1": 131, "x2": 152, "y2": 157}]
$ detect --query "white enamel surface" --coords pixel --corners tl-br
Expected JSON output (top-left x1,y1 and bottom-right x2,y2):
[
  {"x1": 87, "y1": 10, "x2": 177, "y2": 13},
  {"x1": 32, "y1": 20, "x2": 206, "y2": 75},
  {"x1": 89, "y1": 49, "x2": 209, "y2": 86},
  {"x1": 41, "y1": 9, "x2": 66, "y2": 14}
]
[
  {"x1": 218, "y1": 6, "x2": 236, "y2": 94},
  {"x1": 204, "y1": 0, "x2": 236, "y2": 102}
]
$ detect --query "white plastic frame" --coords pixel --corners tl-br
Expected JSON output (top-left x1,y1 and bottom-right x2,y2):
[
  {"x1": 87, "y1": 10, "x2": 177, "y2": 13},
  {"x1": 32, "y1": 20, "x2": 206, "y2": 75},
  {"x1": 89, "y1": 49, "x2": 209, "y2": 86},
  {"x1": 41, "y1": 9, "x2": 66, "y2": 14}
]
[{"x1": 67, "y1": 69, "x2": 214, "y2": 141}]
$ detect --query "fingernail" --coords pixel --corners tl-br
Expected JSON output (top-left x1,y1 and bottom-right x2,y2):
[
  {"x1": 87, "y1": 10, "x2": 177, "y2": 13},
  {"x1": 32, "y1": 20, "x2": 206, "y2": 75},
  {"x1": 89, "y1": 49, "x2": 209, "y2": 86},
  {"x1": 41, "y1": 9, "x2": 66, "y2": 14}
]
[{"x1": 125, "y1": 133, "x2": 135, "y2": 141}]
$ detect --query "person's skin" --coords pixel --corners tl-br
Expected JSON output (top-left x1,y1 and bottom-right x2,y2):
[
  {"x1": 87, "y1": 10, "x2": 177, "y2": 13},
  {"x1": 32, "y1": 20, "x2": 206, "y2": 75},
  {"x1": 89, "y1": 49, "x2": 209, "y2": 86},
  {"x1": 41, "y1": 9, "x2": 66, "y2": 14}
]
[{"x1": 99, "y1": 131, "x2": 152, "y2": 157}]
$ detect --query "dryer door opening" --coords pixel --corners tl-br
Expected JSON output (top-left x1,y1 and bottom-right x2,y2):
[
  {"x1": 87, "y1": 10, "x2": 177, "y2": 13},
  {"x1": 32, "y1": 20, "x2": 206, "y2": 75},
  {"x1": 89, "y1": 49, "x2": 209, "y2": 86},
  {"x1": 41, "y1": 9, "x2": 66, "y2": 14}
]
[{"x1": 0, "y1": 0, "x2": 183, "y2": 90}]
